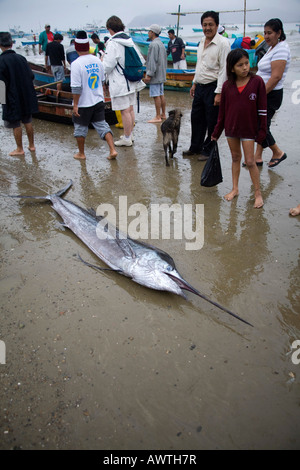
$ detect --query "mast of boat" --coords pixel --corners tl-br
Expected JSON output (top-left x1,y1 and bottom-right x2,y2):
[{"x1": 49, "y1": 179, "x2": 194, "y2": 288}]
[{"x1": 167, "y1": 2, "x2": 260, "y2": 37}]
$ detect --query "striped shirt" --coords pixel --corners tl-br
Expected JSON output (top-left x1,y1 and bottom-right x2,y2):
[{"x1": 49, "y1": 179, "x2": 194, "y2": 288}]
[{"x1": 256, "y1": 40, "x2": 290, "y2": 90}]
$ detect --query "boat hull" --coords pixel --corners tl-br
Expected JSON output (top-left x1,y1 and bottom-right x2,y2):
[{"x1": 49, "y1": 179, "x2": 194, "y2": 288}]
[
  {"x1": 131, "y1": 34, "x2": 198, "y2": 65},
  {"x1": 29, "y1": 61, "x2": 71, "y2": 91},
  {"x1": 34, "y1": 88, "x2": 118, "y2": 126}
]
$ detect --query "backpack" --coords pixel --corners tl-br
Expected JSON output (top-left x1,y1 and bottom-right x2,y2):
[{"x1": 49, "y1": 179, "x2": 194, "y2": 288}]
[{"x1": 117, "y1": 46, "x2": 144, "y2": 90}]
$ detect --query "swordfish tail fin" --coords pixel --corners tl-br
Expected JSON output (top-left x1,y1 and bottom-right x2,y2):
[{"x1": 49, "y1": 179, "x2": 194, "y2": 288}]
[{"x1": 2, "y1": 180, "x2": 73, "y2": 201}]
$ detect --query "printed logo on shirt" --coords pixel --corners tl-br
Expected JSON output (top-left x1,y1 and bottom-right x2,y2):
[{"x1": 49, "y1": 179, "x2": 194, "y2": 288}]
[
  {"x1": 249, "y1": 93, "x2": 257, "y2": 101},
  {"x1": 88, "y1": 74, "x2": 100, "y2": 90},
  {"x1": 85, "y1": 63, "x2": 101, "y2": 90}
]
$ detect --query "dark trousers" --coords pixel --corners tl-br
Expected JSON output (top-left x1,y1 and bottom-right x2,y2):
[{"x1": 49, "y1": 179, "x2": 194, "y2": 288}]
[
  {"x1": 262, "y1": 88, "x2": 283, "y2": 149},
  {"x1": 190, "y1": 81, "x2": 219, "y2": 154}
]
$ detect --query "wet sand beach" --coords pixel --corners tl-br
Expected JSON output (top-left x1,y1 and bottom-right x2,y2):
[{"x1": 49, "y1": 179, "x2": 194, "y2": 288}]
[{"x1": 0, "y1": 38, "x2": 299, "y2": 450}]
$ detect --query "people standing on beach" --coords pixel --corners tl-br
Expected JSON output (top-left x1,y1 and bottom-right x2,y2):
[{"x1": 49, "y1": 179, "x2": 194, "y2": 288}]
[
  {"x1": 90, "y1": 33, "x2": 105, "y2": 59},
  {"x1": 0, "y1": 32, "x2": 38, "y2": 156},
  {"x1": 66, "y1": 39, "x2": 79, "y2": 64},
  {"x1": 211, "y1": 49, "x2": 267, "y2": 209},
  {"x1": 143, "y1": 24, "x2": 167, "y2": 123},
  {"x1": 38, "y1": 24, "x2": 54, "y2": 55},
  {"x1": 102, "y1": 15, "x2": 146, "y2": 147},
  {"x1": 254, "y1": 18, "x2": 290, "y2": 168},
  {"x1": 218, "y1": 25, "x2": 229, "y2": 38},
  {"x1": 167, "y1": 29, "x2": 187, "y2": 69},
  {"x1": 182, "y1": 11, "x2": 230, "y2": 161},
  {"x1": 71, "y1": 30, "x2": 117, "y2": 160},
  {"x1": 45, "y1": 33, "x2": 67, "y2": 95}
]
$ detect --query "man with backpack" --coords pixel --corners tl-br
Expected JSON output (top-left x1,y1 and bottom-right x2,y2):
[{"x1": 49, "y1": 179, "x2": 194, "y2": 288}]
[{"x1": 103, "y1": 15, "x2": 146, "y2": 147}]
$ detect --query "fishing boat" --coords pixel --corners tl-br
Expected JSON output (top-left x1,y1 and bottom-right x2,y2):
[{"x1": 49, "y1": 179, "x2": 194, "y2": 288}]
[
  {"x1": 192, "y1": 28, "x2": 203, "y2": 33},
  {"x1": 130, "y1": 32, "x2": 198, "y2": 65},
  {"x1": 164, "y1": 68, "x2": 194, "y2": 91},
  {"x1": 225, "y1": 25, "x2": 239, "y2": 31},
  {"x1": 29, "y1": 61, "x2": 71, "y2": 91},
  {"x1": 9, "y1": 27, "x2": 25, "y2": 38},
  {"x1": 21, "y1": 40, "x2": 39, "y2": 46},
  {"x1": 34, "y1": 87, "x2": 118, "y2": 126}
]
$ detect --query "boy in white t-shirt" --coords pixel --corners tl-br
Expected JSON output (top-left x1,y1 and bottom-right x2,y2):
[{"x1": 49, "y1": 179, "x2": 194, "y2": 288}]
[{"x1": 71, "y1": 31, "x2": 117, "y2": 160}]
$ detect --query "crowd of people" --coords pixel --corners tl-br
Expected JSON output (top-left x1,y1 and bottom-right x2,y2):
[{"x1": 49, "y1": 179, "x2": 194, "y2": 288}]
[{"x1": 0, "y1": 11, "x2": 297, "y2": 213}]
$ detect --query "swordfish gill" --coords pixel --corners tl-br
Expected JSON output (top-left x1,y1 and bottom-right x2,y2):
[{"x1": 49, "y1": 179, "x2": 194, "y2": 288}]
[{"x1": 7, "y1": 180, "x2": 253, "y2": 327}]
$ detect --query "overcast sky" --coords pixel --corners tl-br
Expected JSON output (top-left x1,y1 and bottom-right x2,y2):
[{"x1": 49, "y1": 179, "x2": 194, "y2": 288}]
[{"x1": 0, "y1": 0, "x2": 299, "y2": 32}]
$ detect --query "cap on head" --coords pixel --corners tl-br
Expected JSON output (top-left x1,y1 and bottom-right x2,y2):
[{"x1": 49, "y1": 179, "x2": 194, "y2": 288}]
[
  {"x1": 149, "y1": 24, "x2": 161, "y2": 35},
  {"x1": 75, "y1": 30, "x2": 89, "y2": 52},
  {"x1": 45, "y1": 24, "x2": 50, "y2": 28}
]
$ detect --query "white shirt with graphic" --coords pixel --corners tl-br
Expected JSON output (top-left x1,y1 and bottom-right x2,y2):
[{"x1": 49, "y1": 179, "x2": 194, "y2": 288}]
[{"x1": 71, "y1": 54, "x2": 105, "y2": 107}]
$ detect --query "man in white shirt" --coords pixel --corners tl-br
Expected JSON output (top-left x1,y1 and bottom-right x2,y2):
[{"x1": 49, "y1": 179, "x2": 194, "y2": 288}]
[
  {"x1": 183, "y1": 11, "x2": 230, "y2": 160},
  {"x1": 71, "y1": 31, "x2": 117, "y2": 160}
]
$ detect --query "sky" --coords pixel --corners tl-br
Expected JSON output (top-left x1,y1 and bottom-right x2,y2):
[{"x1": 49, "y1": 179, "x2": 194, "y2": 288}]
[{"x1": 0, "y1": 0, "x2": 299, "y2": 32}]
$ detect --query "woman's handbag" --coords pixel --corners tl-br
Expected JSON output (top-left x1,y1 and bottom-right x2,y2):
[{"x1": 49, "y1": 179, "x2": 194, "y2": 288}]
[{"x1": 200, "y1": 141, "x2": 223, "y2": 187}]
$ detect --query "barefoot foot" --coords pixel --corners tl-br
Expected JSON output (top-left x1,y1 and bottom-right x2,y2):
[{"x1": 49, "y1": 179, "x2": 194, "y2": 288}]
[
  {"x1": 73, "y1": 153, "x2": 86, "y2": 160},
  {"x1": 28, "y1": 146, "x2": 36, "y2": 152},
  {"x1": 9, "y1": 149, "x2": 25, "y2": 157},
  {"x1": 254, "y1": 195, "x2": 264, "y2": 209},
  {"x1": 224, "y1": 189, "x2": 239, "y2": 201},
  {"x1": 107, "y1": 151, "x2": 118, "y2": 160},
  {"x1": 289, "y1": 204, "x2": 300, "y2": 216},
  {"x1": 148, "y1": 117, "x2": 162, "y2": 123}
]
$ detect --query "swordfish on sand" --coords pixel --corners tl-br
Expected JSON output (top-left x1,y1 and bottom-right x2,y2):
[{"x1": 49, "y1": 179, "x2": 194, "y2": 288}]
[{"x1": 8, "y1": 180, "x2": 253, "y2": 327}]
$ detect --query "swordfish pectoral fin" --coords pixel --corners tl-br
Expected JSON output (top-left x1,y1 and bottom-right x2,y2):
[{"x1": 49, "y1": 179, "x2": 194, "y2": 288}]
[
  {"x1": 77, "y1": 253, "x2": 124, "y2": 273},
  {"x1": 114, "y1": 237, "x2": 137, "y2": 259}
]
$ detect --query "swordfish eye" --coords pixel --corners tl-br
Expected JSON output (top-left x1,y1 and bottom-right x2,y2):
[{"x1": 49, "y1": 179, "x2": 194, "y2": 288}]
[{"x1": 166, "y1": 265, "x2": 173, "y2": 272}]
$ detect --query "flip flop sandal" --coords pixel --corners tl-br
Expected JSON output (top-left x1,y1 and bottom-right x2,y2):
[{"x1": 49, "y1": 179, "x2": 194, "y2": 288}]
[
  {"x1": 268, "y1": 153, "x2": 287, "y2": 168},
  {"x1": 242, "y1": 161, "x2": 263, "y2": 167}
]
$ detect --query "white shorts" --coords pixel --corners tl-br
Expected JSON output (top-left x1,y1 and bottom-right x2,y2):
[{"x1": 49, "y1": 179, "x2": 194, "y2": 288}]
[
  {"x1": 111, "y1": 92, "x2": 136, "y2": 111},
  {"x1": 226, "y1": 136, "x2": 254, "y2": 142},
  {"x1": 173, "y1": 59, "x2": 187, "y2": 70}
]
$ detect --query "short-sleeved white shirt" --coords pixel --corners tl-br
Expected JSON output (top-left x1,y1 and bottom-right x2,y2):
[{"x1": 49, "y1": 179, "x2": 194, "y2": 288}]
[
  {"x1": 256, "y1": 40, "x2": 290, "y2": 90},
  {"x1": 71, "y1": 54, "x2": 105, "y2": 107}
]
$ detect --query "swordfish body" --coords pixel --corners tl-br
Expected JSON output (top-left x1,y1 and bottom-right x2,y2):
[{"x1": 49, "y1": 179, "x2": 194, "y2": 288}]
[{"x1": 8, "y1": 180, "x2": 253, "y2": 327}]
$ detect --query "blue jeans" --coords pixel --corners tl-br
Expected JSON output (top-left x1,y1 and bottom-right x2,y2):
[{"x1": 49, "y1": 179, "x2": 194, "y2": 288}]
[{"x1": 74, "y1": 120, "x2": 112, "y2": 140}]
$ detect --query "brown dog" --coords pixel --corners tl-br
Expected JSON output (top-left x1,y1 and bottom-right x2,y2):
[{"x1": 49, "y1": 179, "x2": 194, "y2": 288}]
[{"x1": 161, "y1": 109, "x2": 182, "y2": 166}]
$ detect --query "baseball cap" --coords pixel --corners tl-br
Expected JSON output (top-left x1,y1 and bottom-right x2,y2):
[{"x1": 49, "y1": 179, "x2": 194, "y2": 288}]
[{"x1": 149, "y1": 24, "x2": 161, "y2": 35}]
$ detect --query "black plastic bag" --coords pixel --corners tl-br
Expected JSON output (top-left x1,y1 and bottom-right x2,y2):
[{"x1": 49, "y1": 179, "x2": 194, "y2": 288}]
[{"x1": 200, "y1": 141, "x2": 223, "y2": 187}]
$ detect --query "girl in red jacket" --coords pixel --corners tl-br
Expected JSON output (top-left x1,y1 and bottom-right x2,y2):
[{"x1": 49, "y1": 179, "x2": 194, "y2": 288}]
[{"x1": 212, "y1": 48, "x2": 267, "y2": 208}]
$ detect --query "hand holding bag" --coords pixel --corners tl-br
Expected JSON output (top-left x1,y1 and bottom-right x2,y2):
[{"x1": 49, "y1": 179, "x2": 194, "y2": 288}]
[{"x1": 200, "y1": 141, "x2": 223, "y2": 187}]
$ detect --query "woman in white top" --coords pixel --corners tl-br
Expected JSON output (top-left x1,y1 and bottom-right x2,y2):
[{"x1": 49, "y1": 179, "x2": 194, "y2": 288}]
[{"x1": 255, "y1": 18, "x2": 290, "y2": 168}]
